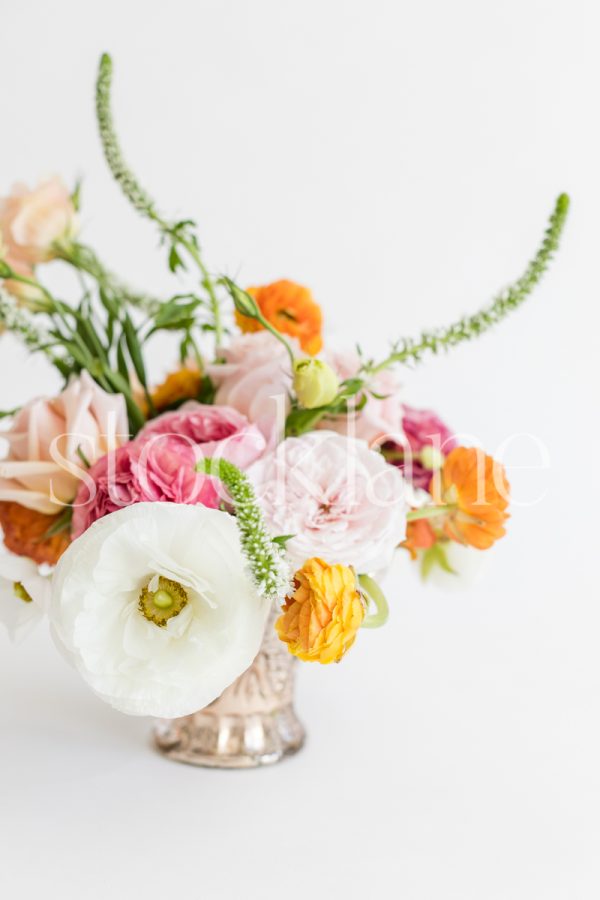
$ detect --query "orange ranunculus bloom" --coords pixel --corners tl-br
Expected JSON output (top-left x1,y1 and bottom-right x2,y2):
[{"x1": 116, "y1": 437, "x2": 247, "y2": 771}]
[
  {"x1": 276, "y1": 557, "x2": 365, "y2": 664},
  {"x1": 430, "y1": 447, "x2": 510, "y2": 550},
  {"x1": 236, "y1": 280, "x2": 323, "y2": 355},
  {"x1": 0, "y1": 500, "x2": 70, "y2": 565},
  {"x1": 151, "y1": 367, "x2": 203, "y2": 412},
  {"x1": 401, "y1": 519, "x2": 437, "y2": 560}
]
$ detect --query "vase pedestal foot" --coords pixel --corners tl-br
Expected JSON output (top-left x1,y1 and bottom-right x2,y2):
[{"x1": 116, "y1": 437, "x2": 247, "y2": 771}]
[{"x1": 153, "y1": 705, "x2": 305, "y2": 769}]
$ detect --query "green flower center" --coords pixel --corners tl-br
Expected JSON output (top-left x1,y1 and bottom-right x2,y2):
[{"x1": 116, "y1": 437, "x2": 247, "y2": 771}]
[
  {"x1": 13, "y1": 582, "x2": 33, "y2": 604},
  {"x1": 138, "y1": 576, "x2": 188, "y2": 627}
]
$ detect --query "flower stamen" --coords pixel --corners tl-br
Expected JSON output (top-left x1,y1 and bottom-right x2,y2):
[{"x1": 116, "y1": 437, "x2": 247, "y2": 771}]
[
  {"x1": 138, "y1": 576, "x2": 188, "y2": 627},
  {"x1": 13, "y1": 582, "x2": 33, "y2": 604}
]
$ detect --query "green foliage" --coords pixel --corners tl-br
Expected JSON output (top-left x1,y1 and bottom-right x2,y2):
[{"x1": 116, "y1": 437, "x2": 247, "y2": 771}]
[
  {"x1": 96, "y1": 53, "x2": 160, "y2": 221},
  {"x1": 420, "y1": 542, "x2": 457, "y2": 580},
  {"x1": 95, "y1": 53, "x2": 224, "y2": 346},
  {"x1": 367, "y1": 194, "x2": 570, "y2": 374},
  {"x1": 196, "y1": 457, "x2": 290, "y2": 600},
  {"x1": 285, "y1": 378, "x2": 367, "y2": 437}
]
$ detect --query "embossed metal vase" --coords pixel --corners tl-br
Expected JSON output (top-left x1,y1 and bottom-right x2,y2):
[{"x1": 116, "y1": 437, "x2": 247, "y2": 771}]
[{"x1": 153, "y1": 609, "x2": 305, "y2": 768}]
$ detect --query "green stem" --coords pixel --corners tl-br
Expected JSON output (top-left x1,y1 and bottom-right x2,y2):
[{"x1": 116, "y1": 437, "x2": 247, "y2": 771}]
[
  {"x1": 359, "y1": 574, "x2": 389, "y2": 628},
  {"x1": 406, "y1": 504, "x2": 455, "y2": 522},
  {"x1": 95, "y1": 53, "x2": 223, "y2": 349},
  {"x1": 367, "y1": 193, "x2": 570, "y2": 374},
  {"x1": 178, "y1": 236, "x2": 223, "y2": 347},
  {"x1": 56, "y1": 240, "x2": 162, "y2": 316}
]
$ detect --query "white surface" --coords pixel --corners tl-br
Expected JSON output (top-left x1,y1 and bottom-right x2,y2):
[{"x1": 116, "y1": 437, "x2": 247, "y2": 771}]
[{"x1": 1, "y1": 1, "x2": 599, "y2": 898}]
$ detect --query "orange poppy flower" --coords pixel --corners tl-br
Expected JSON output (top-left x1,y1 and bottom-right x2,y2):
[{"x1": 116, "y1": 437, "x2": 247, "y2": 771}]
[
  {"x1": 430, "y1": 447, "x2": 510, "y2": 550},
  {"x1": 0, "y1": 500, "x2": 70, "y2": 565},
  {"x1": 236, "y1": 279, "x2": 323, "y2": 355}
]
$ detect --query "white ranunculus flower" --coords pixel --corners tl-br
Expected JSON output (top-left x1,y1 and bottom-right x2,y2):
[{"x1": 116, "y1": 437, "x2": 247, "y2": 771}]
[
  {"x1": 0, "y1": 551, "x2": 51, "y2": 642},
  {"x1": 49, "y1": 502, "x2": 271, "y2": 718}
]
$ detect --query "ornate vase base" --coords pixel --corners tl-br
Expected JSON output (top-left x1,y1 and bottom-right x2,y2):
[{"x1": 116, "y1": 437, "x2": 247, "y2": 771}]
[
  {"x1": 153, "y1": 705, "x2": 305, "y2": 769},
  {"x1": 152, "y1": 607, "x2": 305, "y2": 769}
]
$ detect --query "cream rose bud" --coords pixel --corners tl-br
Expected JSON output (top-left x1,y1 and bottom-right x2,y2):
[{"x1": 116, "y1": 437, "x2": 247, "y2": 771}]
[
  {"x1": 0, "y1": 177, "x2": 77, "y2": 267},
  {"x1": 49, "y1": 502, "x2": 271, "y2": 718},
  {"x1": 293, "y1": 359, "x2": 339, "y2": 409}
]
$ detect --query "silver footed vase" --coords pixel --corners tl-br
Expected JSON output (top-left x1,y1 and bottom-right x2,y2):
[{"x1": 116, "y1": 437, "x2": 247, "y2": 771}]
[{"x1": 153, "y1": 607, "x2": 305, "y2": 768}]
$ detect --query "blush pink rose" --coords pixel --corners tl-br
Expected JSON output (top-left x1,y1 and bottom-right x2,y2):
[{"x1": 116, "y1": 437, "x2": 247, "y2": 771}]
[
  {"x1": 71, "y1": 403, "x2": 267, "y2": 537},
  {"x1": 249, "y1": 430, "x2": 408, "y2": 573},
  {"x1": 0, "y1": 372, "x2": 129, "y2": 514},
  {"x1": 0, "y1": 177, "x2": 77, "y2": 267},
  {"x1": 208, "y1": 332, "x2": 301, "y2": 447},
  {"x1": 319, "y1": 349, "x2": 406, "y2": 446}
]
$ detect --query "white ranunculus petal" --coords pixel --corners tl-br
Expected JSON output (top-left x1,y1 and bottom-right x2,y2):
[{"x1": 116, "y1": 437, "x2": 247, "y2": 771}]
[
  {"x1": 0, "y1": 551, "x2": 51, "y2": 643},
  {"x1": 49, "y1": 502, "x2": 271, "y2": 718}
]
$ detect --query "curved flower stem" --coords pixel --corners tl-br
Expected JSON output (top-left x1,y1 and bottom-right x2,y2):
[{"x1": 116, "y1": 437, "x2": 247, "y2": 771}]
[
  {"x1": 95, "y1": 52, "x2": 223, "y2": 349},
  {"x1": 359, "y1": 574, "x2": 389, "y2": 629},
  {"x1": 177, "y1": 236, "x2": 223, "y2": 348},
  {"x1": 366, "y1": 193, "x2": 570, "y2": 374}
]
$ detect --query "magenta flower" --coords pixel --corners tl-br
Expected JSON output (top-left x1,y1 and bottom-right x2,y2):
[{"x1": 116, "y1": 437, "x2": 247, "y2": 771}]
[{"x1": 383, "y1": 404, "x2": 457, "y2": 490}]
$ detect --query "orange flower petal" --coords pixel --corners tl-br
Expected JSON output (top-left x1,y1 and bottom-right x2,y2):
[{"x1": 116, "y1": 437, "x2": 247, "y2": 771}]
[{"x1": 236, "y1": 280, "x2": 323, "y2": 355}]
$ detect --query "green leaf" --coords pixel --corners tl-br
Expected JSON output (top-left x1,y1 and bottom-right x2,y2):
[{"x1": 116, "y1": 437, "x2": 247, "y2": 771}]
[
  {"x1": 272, "y1": 534, "x2": 295, "y2": 547},
  {"x1": 420, "y1": 543, "x2": 457, "y2": 580},
  {"x1": 0, "y1": 406, "x2": 20, "y2": 420},
  {"x1": 168, "y1": 245, "x2": 185, "y2": 273},
  {"x1": 39, "y1": 507, "x2": 73, "y2": 541},
  {"x1": 123, "y1": 314, "x2": 148, "y2": 388}
]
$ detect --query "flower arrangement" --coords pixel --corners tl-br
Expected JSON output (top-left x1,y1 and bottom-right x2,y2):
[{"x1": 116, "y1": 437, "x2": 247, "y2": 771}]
[{"x1": 0, "y1": 56, "x2": 568, "y2": 737}]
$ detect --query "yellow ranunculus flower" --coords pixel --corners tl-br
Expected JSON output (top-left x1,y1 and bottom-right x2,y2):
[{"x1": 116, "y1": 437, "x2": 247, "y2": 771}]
[
  {"x1": 151, "y1": 367, "x2": 202, "y2": 412},
  {"x1": 275, "y1": 558, "x2": 365, "y2": 664}
]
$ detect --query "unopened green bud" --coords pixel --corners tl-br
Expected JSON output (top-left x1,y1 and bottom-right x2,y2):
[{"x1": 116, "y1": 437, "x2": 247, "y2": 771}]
[
  {"x1": 293, "y1": 358, "x2": 339, "y2": 409},
  {"x1": 420, "y1": 445, "x2": 444, "y2": 471},
  {"x1": 224, "y1": 278, "x2": 260, "y2": 319}
]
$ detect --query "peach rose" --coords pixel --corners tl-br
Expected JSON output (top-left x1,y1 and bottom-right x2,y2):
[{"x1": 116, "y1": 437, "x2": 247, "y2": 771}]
[
  {"x1": 0, "y1": 372, "x2": 129, "y2": 514},
  {"x1": 0, "y1": 177, "x2": 77, "y2": 268}
]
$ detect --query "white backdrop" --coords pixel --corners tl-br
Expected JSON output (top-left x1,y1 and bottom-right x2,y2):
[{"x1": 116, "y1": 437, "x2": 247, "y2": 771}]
[{"x1": 1, "y1": 2, "x2": 599, "y2": 898}]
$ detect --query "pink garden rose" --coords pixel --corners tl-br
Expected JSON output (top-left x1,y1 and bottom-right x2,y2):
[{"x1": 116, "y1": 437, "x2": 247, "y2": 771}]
[
  {"x1": 383, "y1": 404, "x2": 457, "y2": 490},
  {"x1": 0, "y1": 177, "x2": 77, "y2": 268},
  {"x1": 319, "y1": 349, "x2": 406, "y2": 446},
  {"x1": 71, "y1": 403, "x2": 266, "y2": 537},
  {"x1": 249, "y1": 430, "x2": 408, "y2": 573},
  {"x1": 208, "y1": 332, "x2": 301, "y2": 447},
  {"x1": 0, "y1": 372, "x2": 128, "y2": 515}
]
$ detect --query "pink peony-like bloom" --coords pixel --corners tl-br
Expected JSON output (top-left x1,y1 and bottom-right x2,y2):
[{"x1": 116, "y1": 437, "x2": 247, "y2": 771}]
[
  {"x1": 208, "y1": 332, "x2": 301, "y2": 447},
  {"x1": 383, "y1": 404, "x2": 457, "y2": 490},
  {"x1": 71, "y1": 402, "x2": 266, "y2": 537},
  {"x1": 0, "y1": 177, "x2": 77, "y2": 268},
  {"x1": 249, "y1": 430, "x2": 408, "y2": 573},
  {"x1": 319, "y1": 349, "x2": 406, "y2": 446},
  {"x1": 71, "y1": 445, "x2": 143, "y2": 539},
  {"x1": 0, "y1": 372, "x2": 129, "y2": 515}
]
